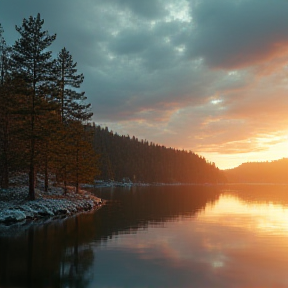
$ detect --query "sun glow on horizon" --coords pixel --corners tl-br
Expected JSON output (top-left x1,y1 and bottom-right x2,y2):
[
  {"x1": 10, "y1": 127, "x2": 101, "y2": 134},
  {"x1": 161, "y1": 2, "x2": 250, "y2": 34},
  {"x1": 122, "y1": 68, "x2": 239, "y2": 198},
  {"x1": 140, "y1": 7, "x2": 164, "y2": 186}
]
[{"x1": 200, "y1": 134, "x2": 288, "y2": 170}]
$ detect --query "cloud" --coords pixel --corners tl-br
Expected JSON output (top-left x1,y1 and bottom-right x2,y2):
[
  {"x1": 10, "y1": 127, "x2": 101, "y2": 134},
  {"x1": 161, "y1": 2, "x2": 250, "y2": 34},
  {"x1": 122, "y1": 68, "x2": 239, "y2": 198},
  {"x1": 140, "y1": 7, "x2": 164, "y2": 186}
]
[
  {"x1": 187, "y1": 0, "x2": 288, "y2": 69},
  {"x1": 106, "y1": 0, "x2": 167, "y2": 19},
  {"x1": 110, "y1": 30, "x2": 153, "y2": 55}
]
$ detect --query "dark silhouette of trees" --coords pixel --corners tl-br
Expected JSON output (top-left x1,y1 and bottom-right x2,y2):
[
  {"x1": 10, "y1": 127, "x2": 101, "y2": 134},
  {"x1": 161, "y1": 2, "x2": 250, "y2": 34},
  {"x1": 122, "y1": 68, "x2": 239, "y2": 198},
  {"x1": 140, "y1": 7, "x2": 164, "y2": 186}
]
[
  {"x1": 91, "y1": 125, "x2": 226, "y2": 184},
  {"x1": 0, "y1": 24, "x2": 6, "y2": 85},
  {"x1": 66, "y1": 122, "x2": 99, "y2": 193},
  {"x1": 0, "y1": 25, "x2": 23, "y2": 189},
  {"x1": 0, "y1": 24, "x2": 10, "y2": 188}
]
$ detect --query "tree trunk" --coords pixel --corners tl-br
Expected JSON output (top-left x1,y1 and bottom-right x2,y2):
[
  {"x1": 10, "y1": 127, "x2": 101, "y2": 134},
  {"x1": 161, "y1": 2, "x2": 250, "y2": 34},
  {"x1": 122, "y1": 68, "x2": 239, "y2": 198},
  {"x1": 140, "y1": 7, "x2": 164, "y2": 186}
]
[
  {"x1": 44, "y1": 144, "x2": 48, "y2": 192},
  {"x1": 29, "y1": 95, "x2": 35, "y2": 200},
  {"x1": 76, "y1": 147, "x2": 79, "y2": 193},
  {"x1": 44, "y1": 158, "x2": 48, "y2": 192},
  {"x1": 29, "y1": 163, "x2": 35, "y2": 200},
  {"x1": 2, "y1": 117, "x2": 9, "y2": 189},
  {"x1": 64, "y1": 165, "x2": 67, "y2": 195}
]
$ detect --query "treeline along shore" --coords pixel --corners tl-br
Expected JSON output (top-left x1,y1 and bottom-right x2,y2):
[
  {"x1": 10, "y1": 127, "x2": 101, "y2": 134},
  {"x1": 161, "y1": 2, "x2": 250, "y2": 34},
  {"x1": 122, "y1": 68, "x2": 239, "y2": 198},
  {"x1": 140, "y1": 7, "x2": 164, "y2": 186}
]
[{"x1": 91, "y1": 124, "x2": 226, "y2": 184}]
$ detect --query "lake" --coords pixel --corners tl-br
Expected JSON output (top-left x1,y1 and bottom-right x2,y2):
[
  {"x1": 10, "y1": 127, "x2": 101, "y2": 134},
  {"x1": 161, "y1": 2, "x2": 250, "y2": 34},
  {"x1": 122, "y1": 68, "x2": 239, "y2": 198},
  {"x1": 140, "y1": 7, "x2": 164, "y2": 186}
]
[{"x1": 0, "y1": 184, "x2": 288, "y2": 288}]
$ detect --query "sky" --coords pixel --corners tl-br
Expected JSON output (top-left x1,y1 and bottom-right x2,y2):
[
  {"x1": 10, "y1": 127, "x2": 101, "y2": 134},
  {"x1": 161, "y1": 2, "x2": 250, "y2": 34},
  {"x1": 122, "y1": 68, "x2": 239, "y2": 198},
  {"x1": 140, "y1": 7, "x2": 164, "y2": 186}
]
[{"x1": 0, "y1": 0, "x2": 288, "y2": 169}]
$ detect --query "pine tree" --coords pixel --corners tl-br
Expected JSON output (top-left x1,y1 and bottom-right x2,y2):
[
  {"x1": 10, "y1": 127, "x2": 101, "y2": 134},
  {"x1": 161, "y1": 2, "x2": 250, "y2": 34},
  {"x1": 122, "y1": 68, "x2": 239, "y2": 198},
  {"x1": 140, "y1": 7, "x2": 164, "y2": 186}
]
[
  {"x1": 48, "y1": 122, "x2": 70, "y2": 193},
  {"x1": 36, "y1": 110, "x2": 61, "y2": 192},
  {"x1": 0, "y1": 25, "x2": 30, "y2": 188},
  {"x1": 0, "y1": 24, "x2": 5, "y2": 85},
  {"x1": 0, "y1": 25, "x2": 19, "y2": 188},
  {"x1": 66, "y1": 122, "x2": 99, "y2": 193},
  {"x1": 53, "y1": 47, "x2": 94, "y2": 192},
  {"x1": 0, "y1": 24, "x2": 9, "y2": 188},
  {"x1": 52, "y1": 122, "x2": 99, "y2": 193},
  {"x1": 12, "y1": 13, "x2": 57, "y2": 200},
  {"x1": 55, "y1": 47, "x2": 92, "y2": 123}
]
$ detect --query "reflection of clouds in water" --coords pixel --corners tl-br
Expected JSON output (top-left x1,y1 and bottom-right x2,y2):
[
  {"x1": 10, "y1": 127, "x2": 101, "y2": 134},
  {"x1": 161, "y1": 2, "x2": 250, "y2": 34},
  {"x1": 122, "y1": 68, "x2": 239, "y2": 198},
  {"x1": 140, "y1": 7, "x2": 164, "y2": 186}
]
[
  {"x1": 90, "y1": 248, "x2": 216, "y2": 288},
  {"x1": 90, "y1": 193, "x2": 288, "y2": 288}
]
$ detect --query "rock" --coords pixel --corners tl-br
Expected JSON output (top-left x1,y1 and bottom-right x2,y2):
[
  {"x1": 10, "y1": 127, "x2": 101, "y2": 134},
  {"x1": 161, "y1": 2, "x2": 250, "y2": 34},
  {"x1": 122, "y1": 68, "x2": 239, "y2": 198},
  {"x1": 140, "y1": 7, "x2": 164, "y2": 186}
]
[
  {"x1": 38, "y1": 207, "x2": 54, "y2": 217},
  {"x1": 28, "y1": 202, "x2": 55, "y2": 217},
  {"x1": 0, "y1": 210, "x2": 26, "y2": 223},
  {"x1": 16, "y1": 205, "x2": 37, "y2": 219},
  {"x1": 22, "y1": 211, "x2": 35, "y2": 219},
  {"x1": 54, "y1": 208, "x2": 69, "y2": 215}
]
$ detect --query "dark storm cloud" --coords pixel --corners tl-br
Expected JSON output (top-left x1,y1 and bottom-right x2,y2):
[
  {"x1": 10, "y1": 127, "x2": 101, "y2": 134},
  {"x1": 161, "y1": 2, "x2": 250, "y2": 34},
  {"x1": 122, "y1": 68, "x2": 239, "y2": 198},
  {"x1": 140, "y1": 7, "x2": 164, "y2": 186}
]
[{"x1": 187, "y1": 0, "x2": 288, "y2": 69}]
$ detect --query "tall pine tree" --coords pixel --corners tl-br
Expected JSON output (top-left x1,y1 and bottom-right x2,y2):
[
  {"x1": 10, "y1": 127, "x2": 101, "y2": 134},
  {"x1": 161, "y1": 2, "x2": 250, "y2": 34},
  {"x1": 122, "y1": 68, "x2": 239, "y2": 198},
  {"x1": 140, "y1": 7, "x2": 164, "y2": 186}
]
[
  {"x1": 12, "y1": 13, "x2": 57, "y2": 200},
  {"x1": 55, "y1": 47, "x2": 92, "y2": 123},
  {"x1": 0, "y1": 23, "x2": 8, "y2": 187},
  {"x1": 0, "y1": 23, "x2": 5, "y2": 85},
  {"x1": 53, "y1": 47, "x2": 95, "y2": 192},
  {"x1": 0, "y1": 24, "x2": 13, "y2": 188}
]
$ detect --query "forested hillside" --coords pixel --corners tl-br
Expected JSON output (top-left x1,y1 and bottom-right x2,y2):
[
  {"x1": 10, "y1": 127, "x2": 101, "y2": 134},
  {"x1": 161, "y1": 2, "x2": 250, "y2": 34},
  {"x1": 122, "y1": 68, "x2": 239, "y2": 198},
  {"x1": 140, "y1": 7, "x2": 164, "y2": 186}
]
[
  {"x1": 91, "y1": 125, "x2": 226, "y2": 184},
  {"x1": 224, "y1": 158, "x2": 288, "y2": 183}
]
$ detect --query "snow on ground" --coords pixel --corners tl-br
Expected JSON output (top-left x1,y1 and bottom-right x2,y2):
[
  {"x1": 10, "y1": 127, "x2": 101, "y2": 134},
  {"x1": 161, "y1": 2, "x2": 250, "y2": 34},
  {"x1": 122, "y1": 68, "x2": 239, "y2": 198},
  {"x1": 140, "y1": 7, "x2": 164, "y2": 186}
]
[{"x1": 0, "y1": 176, "x2": 103, "y2": 225}]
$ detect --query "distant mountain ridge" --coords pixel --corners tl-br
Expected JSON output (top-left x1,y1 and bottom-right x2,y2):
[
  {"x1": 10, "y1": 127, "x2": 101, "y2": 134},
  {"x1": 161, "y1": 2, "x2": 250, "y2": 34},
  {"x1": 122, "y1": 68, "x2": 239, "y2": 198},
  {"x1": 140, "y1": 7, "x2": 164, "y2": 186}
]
[{"x1": 224, "y1": 158, "x2": 288, "y2": 183}]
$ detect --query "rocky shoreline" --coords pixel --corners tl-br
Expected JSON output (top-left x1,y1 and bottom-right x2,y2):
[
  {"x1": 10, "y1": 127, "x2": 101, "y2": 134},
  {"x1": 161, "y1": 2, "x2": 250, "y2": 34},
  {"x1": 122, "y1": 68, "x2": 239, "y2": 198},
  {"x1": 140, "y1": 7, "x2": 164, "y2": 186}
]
[{"x1": 0, "y1": 185, "x2": 103, "y2": 225}]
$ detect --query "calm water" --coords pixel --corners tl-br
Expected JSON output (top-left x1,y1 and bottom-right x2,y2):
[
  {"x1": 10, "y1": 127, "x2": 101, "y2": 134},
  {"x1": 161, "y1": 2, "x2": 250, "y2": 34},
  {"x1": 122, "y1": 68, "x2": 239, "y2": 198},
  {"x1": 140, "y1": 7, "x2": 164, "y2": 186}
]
[{"x1": 0, "y1": 184, "x2": 288, "y2": 288}]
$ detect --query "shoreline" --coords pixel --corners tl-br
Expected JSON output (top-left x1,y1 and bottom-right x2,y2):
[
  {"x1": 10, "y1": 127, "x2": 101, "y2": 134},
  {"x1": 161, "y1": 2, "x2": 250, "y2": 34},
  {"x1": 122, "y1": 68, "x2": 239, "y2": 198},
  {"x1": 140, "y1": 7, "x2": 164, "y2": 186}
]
[
  {"x1": 2, "y1": 181, "x2": 285, "y2": 227},
  {"x1": 0, "y1": 185, "x2": 104, "y2": 226}
]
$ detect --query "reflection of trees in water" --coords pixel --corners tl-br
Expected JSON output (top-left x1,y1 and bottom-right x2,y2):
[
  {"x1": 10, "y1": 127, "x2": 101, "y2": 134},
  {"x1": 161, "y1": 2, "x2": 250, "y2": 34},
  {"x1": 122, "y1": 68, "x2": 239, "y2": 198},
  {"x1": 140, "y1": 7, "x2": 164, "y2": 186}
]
[
  {"x1": 27, "y1": 228, "x2": 34, "y2": 287},
  {"x1": 59, "y1": 245, "x2": 94, "y2": 288},
  {"x1": 0, "y1": 215, "x2": 95, "y2": 288},
  {"x1": 59, "y1": 217, "x2": 94, "y2": 288},
  {"x1": 0, "y1": 185, "x2": 221, "y2": 287},
  {"x1": 91, "y1": 185, "x2": 222, "y2": 241}
]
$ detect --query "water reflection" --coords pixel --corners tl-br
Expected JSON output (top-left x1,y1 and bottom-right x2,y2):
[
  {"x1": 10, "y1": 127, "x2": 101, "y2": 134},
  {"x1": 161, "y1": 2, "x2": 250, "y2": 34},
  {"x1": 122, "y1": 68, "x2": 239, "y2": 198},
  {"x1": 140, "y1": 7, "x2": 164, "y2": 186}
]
[
  {"x1": 89, "y1": 185, "x2": 288, "y2": 288},
  {"x1": 194, "y1": 192, "x2": 288, "y2": 288},
  {"x1": 201, "y1": 194, "x2": 288, "y2": 234},
  {"x1": 0, "y1": 215, "x2": 95, "y2": 288},
  {"x1": 0, "y1": 185, "x2": 288, "y2": 288}
]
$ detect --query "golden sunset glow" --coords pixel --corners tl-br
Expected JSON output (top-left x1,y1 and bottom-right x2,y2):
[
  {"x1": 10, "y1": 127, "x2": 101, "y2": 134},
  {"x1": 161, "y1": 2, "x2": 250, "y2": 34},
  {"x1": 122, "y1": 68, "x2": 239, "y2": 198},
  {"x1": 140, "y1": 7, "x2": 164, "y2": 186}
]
[
  {"x1": 200, "y1": 195, "x2": 288, "y2": 234},
  {"x1": 201, "y1": 135, "x2": 288, "y2": 169}
]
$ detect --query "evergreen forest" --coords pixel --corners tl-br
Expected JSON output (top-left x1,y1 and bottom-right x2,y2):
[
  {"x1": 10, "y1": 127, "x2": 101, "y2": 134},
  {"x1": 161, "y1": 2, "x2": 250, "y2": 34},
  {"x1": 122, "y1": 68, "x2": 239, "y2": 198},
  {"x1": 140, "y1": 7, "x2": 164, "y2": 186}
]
[
  {"x1": 1, "y1": 14, "x2": 226, "y2": 201},
  {"x1": 91, "y1": 125, "x2": 226, "y2": 184}
]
